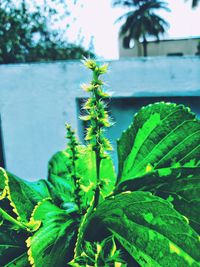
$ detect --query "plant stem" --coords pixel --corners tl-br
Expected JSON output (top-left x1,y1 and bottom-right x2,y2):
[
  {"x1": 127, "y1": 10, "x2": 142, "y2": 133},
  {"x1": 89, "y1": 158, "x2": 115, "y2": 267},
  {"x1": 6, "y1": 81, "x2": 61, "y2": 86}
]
[
  {"x1": 75, "y1": 59, "x2": 112, "y2": 257},
  {"x1": 81, "y1": 59, "x2": 112, "y2": 208},
  {"x1": 73, "y1": 162, "x2": 81, "y2": 212},
  {"x1": 74, "y1": 200, "x2": 94, "y2": 257},
  {"x1": 66, "y1": 124, "x2": 82, "y2": 212},
  {"x1": 93, "y1": 150, "x2": 101, "y2": 209},
  {"x1": 0, "y1": 207, "x2": 27, "y2": 230},
  {"x1": 92, "y1": 80, "x2": 101, "y2": 209}
]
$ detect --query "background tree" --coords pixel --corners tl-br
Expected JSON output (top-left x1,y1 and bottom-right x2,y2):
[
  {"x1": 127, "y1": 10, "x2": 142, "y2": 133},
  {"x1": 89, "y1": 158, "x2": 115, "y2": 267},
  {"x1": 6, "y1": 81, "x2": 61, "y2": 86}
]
[
  {"x1": 196, "y1": 41, "x2": 200, "y2": 55},
  {"x1": 113, "y1": 0, "x2": 170, "y2": 57},
  {"x1": 0, "y1": 0, "x2": 94, "y2": 64},
  {"x1": 189, "y1": 0, "x2": 200, "y2": 8}
]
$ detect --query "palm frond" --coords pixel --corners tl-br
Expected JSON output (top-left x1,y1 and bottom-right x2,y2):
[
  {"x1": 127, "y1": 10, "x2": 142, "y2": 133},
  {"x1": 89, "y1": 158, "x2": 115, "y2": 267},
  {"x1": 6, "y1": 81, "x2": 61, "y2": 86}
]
[
  {"x1": 115, "y1": 0, "x2": 170, "y2": 45},
  {"x1": 112, "y1": 0, "x2": 143, "y2": 7},
  {"x1": 115, "y1": 10, "x2": 136, "y2": 24},
  {"x1": 192, "y1": 0, "x2": 200, "y2": 7}
]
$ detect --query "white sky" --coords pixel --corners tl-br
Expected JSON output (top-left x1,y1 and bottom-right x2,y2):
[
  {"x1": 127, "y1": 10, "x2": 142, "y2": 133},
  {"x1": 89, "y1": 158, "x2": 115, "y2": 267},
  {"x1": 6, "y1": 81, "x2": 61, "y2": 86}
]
[{"x1": 66, "y1": 0, "x2": 200, "y2": 59}]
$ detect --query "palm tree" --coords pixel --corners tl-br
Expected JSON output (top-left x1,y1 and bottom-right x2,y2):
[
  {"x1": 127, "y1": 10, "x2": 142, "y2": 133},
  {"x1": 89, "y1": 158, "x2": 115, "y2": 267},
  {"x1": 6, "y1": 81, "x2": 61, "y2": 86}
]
[
  {"x1": 113, "y1": 0, "x2": 170, "y2": 56},
  {"x1": 189, "y1": 0, "x2": 200, "y2": 8}
]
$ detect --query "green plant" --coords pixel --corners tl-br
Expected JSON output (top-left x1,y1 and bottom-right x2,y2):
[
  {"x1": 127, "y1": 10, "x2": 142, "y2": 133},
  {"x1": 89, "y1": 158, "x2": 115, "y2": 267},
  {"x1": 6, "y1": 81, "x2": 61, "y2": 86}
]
[{"x1": 0, "y1": 59, "x2": 200, "y2": 267}]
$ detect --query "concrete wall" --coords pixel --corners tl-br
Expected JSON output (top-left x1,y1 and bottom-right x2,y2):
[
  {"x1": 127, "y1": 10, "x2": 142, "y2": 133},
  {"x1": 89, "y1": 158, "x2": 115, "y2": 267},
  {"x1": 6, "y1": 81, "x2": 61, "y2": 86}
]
[
  {"x1": 119, "y1": 37, "x2": 200, "y2": 57},
  {"x1": 0, "y1": 57, "x2": 200, "y2": 181}
]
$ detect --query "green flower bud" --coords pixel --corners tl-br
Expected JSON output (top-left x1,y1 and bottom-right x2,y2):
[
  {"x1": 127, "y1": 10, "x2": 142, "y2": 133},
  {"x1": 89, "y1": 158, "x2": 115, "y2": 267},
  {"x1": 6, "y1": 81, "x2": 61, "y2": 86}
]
[
  {"x1": 83, "y1": 59, "x2": 97, "y2": 70},
  {"x1": 97, "y1": 64, "x2": 108, "y2": 75}
]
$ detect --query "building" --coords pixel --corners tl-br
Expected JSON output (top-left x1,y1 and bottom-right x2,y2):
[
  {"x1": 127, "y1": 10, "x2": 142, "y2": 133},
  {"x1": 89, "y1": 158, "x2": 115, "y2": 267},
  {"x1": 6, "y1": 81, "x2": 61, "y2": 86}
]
[{"x1": 119, "y1": 36, "x2": 200, "y2": 58}]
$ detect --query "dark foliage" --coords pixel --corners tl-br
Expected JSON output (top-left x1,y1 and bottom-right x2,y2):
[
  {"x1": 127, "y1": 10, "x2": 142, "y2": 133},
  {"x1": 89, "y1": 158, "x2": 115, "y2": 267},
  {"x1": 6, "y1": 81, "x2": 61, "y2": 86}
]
[{"x1": 0, "y1": 0, "x2": 94, "y2": 64}]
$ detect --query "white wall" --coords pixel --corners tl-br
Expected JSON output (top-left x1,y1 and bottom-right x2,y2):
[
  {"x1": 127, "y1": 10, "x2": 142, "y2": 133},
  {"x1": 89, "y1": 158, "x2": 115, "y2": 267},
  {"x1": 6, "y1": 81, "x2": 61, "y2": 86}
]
[{"x1": 0, "y1": 57, "x2": 200, "y2": 180}]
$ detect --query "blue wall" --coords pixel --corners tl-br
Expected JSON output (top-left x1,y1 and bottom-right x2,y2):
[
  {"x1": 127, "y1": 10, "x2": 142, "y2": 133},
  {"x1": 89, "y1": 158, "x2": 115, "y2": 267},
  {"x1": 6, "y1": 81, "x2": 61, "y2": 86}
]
[{"x1": 0, "y1": 57, "x2": 200, "y2": 180}]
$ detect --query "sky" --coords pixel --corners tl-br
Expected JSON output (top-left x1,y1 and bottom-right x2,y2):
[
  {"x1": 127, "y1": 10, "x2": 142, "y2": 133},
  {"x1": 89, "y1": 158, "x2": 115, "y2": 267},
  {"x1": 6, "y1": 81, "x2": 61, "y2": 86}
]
[{"x1": 65, "y1": 0, "x2": 200, "y2": 59}]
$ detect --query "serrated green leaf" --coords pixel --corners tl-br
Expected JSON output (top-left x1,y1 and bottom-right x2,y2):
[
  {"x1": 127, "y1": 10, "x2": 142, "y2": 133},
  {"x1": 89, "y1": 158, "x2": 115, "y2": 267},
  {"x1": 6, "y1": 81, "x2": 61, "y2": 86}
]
[
  {"x1": 4, "y1": 252, "x2": 29, "y2": 267},
  {"x1": 116, "y1": 167, "x2": 200, "y2": 193},
  {"x1": 116, "y1": 167, "x2": 200, "y2": 234},
  {"x1": 117, "y1": 102, "x2": 200, "y2": 182},
  {"x1": 27, "y1": 200, "x2": 77, "y2": 267},
  {"x1": 48, "y1": 150, "x2": 72, "y2": 176},
  {"x1": 48, "y1": 173, "x2": 74, "y2": 205},
  {"x1": 70, "y1": 236, "x2": 124, "y2": 267},
  {"x1": 0, "y1": 223, "x2": 28, "y2": 266},
  {"x1": 48, "y1": 150, "x2": 75, "y2": 204},
  {"x1": 76, "y1": 147, "x2": 116, "y2": 206},
  {"x1": 0, "y1": 168, "x2": 7, "y2": 200},
  {"x1": 0, "y1": 169, "x2": 50, "y2": 222},
  {"x1": 49, "y1": 147, "x2": 116, "y2": 208},
  {"x1": 84, "y1": 191, "x2": 200, "y2": 267},
  {"x1": 154, "y1": 176, "x2": 200, "y2": 234}
]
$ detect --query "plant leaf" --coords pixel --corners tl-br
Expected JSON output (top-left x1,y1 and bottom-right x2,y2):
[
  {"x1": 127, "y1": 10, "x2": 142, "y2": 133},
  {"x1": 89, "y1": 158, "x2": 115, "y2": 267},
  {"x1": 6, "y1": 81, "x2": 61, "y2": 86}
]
[
  {"x1": 155, "y1": 177, "x2": 200, "y2": 233},
  {"x1": 77, "y1": 147, "x2": 116, "y2": 206},
  {"x1": 48, "y1": 147, "x2": 116, "y2": 208},
  {"x1": 84, "y1": 191, "x2": 200, "y2": 267},
  {"x1": 117, "y1": 102, "x2": 200, "y2": 182},
  {"x1": 4, "y1": 252, "x2": 29, "y2": 267},
  {"x1": 0, "y1": 168, "x2": 7, "y2": 200},
  {"x1": 116, "y1": 166, "x2": 200, "y2": 234},
  {"x1": 0, "y1": 223, "x2": 28, "y2": 266},
  {"x1": 48, "y1": 151, "x2": 75, "y2": 198},
  {"x1": 26, "y1": 200, "x2": 77, "y2": 267},
  {"x1": 0, "y1": 168, "x2": 50, "y2": 222},
  {"x1": 69, "y1": 236, "x2": 125, "y2": 267}
]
